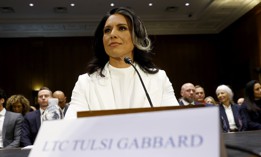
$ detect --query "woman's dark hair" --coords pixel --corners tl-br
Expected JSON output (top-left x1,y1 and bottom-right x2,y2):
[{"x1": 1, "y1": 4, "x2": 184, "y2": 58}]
[
  {"x1": 87, "y1": 7, "x2": 159, "y2": 77},
  {"x1": 244, "y1": 80, "x2": 260, "y2": 112}
]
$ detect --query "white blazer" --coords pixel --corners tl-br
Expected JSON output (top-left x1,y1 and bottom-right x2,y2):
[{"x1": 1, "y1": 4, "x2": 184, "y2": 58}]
[{"x1": 65, "y1": 63, "x2": 179, "y2": 119}]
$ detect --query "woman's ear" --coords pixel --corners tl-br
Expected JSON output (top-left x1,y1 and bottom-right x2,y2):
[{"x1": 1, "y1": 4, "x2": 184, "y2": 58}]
[{"x1": 0, "y1": 98, "x2": 5, "y2": 105}]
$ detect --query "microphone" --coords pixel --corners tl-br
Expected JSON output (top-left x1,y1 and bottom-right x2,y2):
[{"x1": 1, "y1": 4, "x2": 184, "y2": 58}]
[{"x1": 124, "y1": 57, "x2": 153, "y2": 108}]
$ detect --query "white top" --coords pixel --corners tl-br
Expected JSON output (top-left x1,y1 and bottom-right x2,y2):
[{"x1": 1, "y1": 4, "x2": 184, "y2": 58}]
[
  {"x1": 0, "y1": 108, "x2": 6, "y2": 148},
  {"x1": 108, "y1": 64, "x2": 136, "y2": 108},
  {"x1": 65, "y1": 62, "x2": 179, "y2": 119}
]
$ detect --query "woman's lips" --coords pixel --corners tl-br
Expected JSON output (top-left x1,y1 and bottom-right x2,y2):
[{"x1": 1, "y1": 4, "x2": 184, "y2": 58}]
[{"x1": 109, "y1": 42, "x2": 121, "y2": 47}]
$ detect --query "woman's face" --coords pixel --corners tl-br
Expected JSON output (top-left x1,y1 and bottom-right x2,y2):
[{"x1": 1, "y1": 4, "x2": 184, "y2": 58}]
[
  {"x1": 217, "y1": 91, "x2": 230, "y2": 104},
  {"x1": 205, "y1": 98, "x2": 214, "y2": 104},
  {"x1": 103, "y1": 14, "x2": 134, "y2": 66},
  {"x1": 253, "y1": 83, "x2": 261, "y2": 99},
  {"x1": 13, "y1": 102, "x2": 23, "y2": 113}
]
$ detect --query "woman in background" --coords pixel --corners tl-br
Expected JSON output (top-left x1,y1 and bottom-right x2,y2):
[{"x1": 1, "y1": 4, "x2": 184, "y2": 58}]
[
  {"x1": 204, "y1": 96, "x2": 217, "y2": 106},
  {"x1": 216, "y1": 85, "x2": 244, "y2": 132},
  {"x1": 6, "y1": 94, "x2": 30, "y2": 116},
  {"x1": 240, "y1": 80, "x2": 261, "y2": 130}
]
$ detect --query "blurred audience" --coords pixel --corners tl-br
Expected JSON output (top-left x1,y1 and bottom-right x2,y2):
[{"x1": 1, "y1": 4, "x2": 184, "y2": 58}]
[{"x1": 2, "y1": 79, "x2": 261, "y2": 134}]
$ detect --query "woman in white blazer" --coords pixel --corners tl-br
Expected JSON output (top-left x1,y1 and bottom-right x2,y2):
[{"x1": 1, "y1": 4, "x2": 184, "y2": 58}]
[{"x1": 65, "y1": 7, "x2": 179, "y2": 119}]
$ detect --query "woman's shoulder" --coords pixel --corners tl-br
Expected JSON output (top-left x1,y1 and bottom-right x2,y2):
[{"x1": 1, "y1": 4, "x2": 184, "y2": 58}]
[
  {"x1": 5, "y1": 111, "x2": 23, "y2": 117},
  {"x1": 136, "y1": 64, "x2": 166, "y2": 76},
  {"x1": 143, "y1": 69, "x2": 170, "y2": 83},
  {"x1": 157, "y1": 69, "x2": 167, "y2": 75},
  {"x1": 77, "y1": 71, "x2": 106, "y2": 83},
  {"x1": 149, "y1": 69, "x2": 167, "y2": 78},
  {"x1": 78, "y1": 73, "x2": 90, "y2": 79},
  {"x1": 78, "y1": 73, "x2": 97, "y2": 80}
]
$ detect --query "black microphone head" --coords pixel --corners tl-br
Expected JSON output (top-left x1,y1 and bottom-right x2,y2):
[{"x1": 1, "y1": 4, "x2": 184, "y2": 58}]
[{"x1": 124, "y1": 57, "x2": 132, "y2": 64}]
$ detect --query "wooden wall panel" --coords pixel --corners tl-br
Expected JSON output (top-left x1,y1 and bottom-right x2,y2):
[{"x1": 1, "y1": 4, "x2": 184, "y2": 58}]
[
  {"x1": 151, "y1": 35, "x2": 219, "y2": 99},
  {"x1": 0, "y1": 35, "x2": 220, "y2": 105},
  {"x1": 0, "y1": 37, "x2": 94, "y2": 106}
]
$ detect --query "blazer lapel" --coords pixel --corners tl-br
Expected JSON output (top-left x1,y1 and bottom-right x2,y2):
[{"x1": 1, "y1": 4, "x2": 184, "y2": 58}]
[
  {"x1": 36, "y1": 110, "x2": 41, "y2": 129},
  {"x1": 89, "y1": 64, "x2": 116, "y2": 110},
  {"x1": 231, "y1": 105, "x2": 242, "y2": 130},
  {"x1": 219, "y1": 105, "x2": 229, "y2": 131}
]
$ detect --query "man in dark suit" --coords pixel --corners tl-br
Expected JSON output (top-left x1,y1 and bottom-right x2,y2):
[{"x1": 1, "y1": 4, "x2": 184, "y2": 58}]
[
  {"x1": 0, "y1": 88, "x2": 24, "y2": 149},
  {"x1": 20, "y1": 87, "x2": 52, "y2": 147}
]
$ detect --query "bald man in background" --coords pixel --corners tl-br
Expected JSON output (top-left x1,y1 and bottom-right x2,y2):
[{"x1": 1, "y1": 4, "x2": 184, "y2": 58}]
[
  {"x1": 52, "y1": 90, "x2": 69, "y2": 116},
  {"x1": 178, "y1": 83, "x2": 196, "y2": 106}
]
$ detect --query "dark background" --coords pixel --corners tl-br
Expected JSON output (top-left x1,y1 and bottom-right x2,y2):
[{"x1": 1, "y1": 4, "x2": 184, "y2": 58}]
[{"x1": 0, "y1": 4, "x2": 260, "y2": 107}]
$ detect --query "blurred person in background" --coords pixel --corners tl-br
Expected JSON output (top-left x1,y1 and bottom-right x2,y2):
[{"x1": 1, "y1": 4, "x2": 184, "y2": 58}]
[
  {"x1": 240, "y1": 80, "x2": 261, "y2": 130},
  {"x1": 237, "y1": 97, "x2": 244, "y2": 106},
  {"x1": 53, "y1": 90, "x2": 69, "y2": 116},
  {"x1": 204, "y1": 96, "x2": 218, "y2": 106},
  {"x1": 0, "y1": 88, "x2": 23, "y2": 149},
  {"x1": 216, "y1": 85, "x2": 244, "y2": 132},
  {"x1": 20, "y1": 87, "x2": 52, "y2": 146},
  {"x1": 194, "y1": 85, "x2": 206, "y2": 105},
  {"x1": 179, "y1": 83, "x2": 196, "y2": 106},
  {"x1": 6, "y1": 94, "x2": 30, "y2": 116}
]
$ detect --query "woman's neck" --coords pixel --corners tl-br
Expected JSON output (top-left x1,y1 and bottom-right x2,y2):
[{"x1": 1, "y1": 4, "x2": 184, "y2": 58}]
[
  {"x1": 223, "y1": 101, "x2": 230, "y2": 107},
  {"x1": 109, "y1": 57, "x2": 132, "y2": 68},
  {"x1": 0, "y1": 105, "x2": 3, "y2": 112}
]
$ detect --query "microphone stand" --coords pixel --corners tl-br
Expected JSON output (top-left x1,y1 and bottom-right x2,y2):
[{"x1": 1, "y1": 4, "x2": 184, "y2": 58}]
[{"x1": 124, "y1": 57, "x2": 154, "y2": 108}]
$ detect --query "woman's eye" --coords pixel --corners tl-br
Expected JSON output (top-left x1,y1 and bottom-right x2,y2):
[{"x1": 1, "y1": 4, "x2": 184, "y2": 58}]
[
  {"x1": 119, "y1": 26, "x2": 127, "y2": 31},
  {"x1": 104, "y1": 28, "x2": 111, "y2": 33}
]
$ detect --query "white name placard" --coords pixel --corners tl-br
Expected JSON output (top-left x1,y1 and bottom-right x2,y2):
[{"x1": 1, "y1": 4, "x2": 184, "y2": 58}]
[{"x1": 29, "y1": 107, "x2": 220, "y2": 157}]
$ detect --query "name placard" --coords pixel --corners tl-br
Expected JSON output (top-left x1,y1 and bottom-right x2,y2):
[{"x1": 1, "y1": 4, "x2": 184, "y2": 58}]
[{"x1": 29, "y1": 107, "x2": 220, "y2": 157}]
